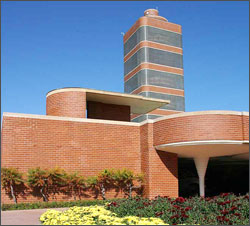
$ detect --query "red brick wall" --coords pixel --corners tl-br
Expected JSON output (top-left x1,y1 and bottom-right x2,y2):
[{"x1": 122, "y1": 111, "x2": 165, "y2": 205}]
[
  {"x1": 1, "y1": 112, "x2": 248, "y2": 204},
  {"x1": 140, "y1": 123, "x2": 178, "y2": 199},
  {"x1": 1, "y1": 115, "x2": 140, "y2": 203},
  {"x1": 153, "y1": 114, "x2": 245, "y2": 146},
  {"x1": 87, "y1": 101, "x2": 130, "y2": 122},
  {"x1": 140, "y1": 124, "x2": 150, "y2": 197},
  {"x1": 46, "y1": 91, "x2": 86, "y2": 118},
  {"x1": 242, "y1": 115, "x2": 249, "y2": 141},
  {"x1": 148, "y1": 150, "x2": 178, "y2": 198}
]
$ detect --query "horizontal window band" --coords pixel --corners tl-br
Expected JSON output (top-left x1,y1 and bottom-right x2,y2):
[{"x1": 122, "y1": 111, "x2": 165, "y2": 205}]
[
  {"x1": 124, "y1": 41, "x2": 183, "y2": 62},
  {"x1": 124, "y1": 17, "x2": 182, "y2": 43},
  {"x1": 136, "y1": 91, "x2": 185, "y2": 99},
  {"x1": 131, "y1": 114, "x2": 164, "y2": 122},
  {"x1": 124, "y1": 25, "x2": 182, "y2": 56},
  {"x1": 131, "y1": 114, "x2": 148, "y2": 122},
  {"x1": 131, "y1": 85, "x2": 184, "y2": 96},
  {"x1": 139, "y1": 91, "x2": 185, "y2": 111},
  {"x1": 124, "y1": 48, "x2": 183, "y2": 75},
  {"x1": 131, "y1": 109, "x2": 183, "y2": 120},
  {"x1": 131, "y1": 113, "x2": 142, "y2": 120},
  {"x1": 124, "y1": 63, "x2": 184, "y2": 82},
  {"x1": 124, "y1": 69, "x2": 184, "y2": 93}
]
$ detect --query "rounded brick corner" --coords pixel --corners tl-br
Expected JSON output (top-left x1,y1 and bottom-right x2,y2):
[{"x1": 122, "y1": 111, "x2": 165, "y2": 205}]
[
  {"x1": 46, "y1": 89, "x2": 86, "y2": 118},
  {"x1": 153, "y1": 111, "x2": 249, "y2": 145}
]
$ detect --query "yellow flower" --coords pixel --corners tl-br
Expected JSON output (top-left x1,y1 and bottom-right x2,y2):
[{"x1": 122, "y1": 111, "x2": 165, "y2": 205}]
[{"x1": 40, "y1": 205, "x2": 170, "y2": 225}]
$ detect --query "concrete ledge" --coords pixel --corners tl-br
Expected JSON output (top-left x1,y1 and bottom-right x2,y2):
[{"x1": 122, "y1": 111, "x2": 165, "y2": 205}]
[
  {"x1": 155, "y1": 140, "x2": 249, "y2": 158},
  {"x1": 2, "y1": 112, "x2": 141, "y2": 127},
  {"x1": 3, "y1": 110, "x2": 249, "y2": 128},
  {"x1": 156, "y1": 140, "x2": 249, "y2": 148}
]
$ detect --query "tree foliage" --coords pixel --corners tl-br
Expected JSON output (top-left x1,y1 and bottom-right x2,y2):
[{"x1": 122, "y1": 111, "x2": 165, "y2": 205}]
[
  {"x1": 1, "y1": 168, "x2": 24, "y2": 204},
  {"x1": 87, "y1": 169, "x2": 144, "y2": 200},
  {"x1": 3, "y1": 167, "x2": 144, "y2": 202},
  {"x1": 114, "y1": 169, "x2": 144, "y2": 198},
  {"x1": 87, "y1": 169, "x2": 115, "y2": 200},
  {"x1": 27, "y1": 167, "x2": 50, "y2": 202},
  {"x1": 27, "y1": 167, "x2": 67, "y2": 202},
  {"x1": 65, "y1": 172, "x2": 85, "y2": 200}
]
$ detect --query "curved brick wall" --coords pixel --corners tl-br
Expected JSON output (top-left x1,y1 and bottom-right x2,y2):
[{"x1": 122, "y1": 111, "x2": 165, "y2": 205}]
[
  {"x1": 46, "y1": 91, "x2": 86, "y2": 118},
  {"x1": 153, "y1": 112, "x2": 249, "y2": 146}
]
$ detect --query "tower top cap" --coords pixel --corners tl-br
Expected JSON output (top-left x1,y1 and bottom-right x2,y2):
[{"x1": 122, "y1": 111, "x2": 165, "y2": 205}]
[
  {"x1": 143, "y1": 9, "x2": 168, "y2": 22},
  {"x1": 144, "y1": 9, "x2": 159, "y2": 16}
]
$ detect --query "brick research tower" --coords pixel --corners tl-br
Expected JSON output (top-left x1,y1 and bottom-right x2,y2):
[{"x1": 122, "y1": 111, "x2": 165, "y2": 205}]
[{"x1": 124, "y1": 9, "x2": 185, "y2": 122}]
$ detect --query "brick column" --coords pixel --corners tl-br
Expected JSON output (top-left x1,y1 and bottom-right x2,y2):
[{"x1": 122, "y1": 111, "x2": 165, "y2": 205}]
[{"x1": 140, "y1": 122, "x2": 179, "y2": 199}]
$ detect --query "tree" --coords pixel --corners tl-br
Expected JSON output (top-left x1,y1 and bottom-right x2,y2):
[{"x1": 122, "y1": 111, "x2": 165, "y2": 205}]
[
  {"x1": 114, "y1": 169, "x2": 144, "y2": 198},
  {"x1": 27, "y1": 168, "x2": 50, "y2": 202},
  {"x1": 86, "y1": 176, "x2": 99, "y2": 198},
  {"x1": 1, "y1": 168, "x2": 24, "y2": 204},
  {"x1": 27, "y1": 167, "x2": 66, "y2": 202},
  {"x1": 66, "y1": 172, "x2": 85, "y2": 200},
  {"x1": 87, "y1": 169, "x2": 115, "y2": 200},
  {"x1": 48, "y1": 167, "x2": 68, "y2": 198}
]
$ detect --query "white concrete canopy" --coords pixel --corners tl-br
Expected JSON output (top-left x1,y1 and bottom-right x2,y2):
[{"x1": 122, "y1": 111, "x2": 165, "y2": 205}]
[
  {"x1": 46, "y1": 87, "x2": 170, "y2": 114},
  {"x1": 232, "y1": 152, "x2": 249, "y2": 160},
  {"x1": 155, "y1": 140, "x2": 249, "y2": 158},
  {"x1": 155, "y1": 140, "x2": 249, "y2": 197}
]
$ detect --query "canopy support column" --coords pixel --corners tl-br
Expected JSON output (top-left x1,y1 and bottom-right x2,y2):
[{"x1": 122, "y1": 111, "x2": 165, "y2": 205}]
[{"x1": 194, "y1": 157, "x2": 209, "y2": 197}]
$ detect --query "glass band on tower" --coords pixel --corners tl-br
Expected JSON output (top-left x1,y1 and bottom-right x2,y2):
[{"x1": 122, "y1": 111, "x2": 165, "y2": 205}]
[{"x1": 124, "y1": 9, "x2": 185, "y2": 122}]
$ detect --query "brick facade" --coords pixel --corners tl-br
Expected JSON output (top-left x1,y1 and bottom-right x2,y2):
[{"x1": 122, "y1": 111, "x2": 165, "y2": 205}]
[
  {"x1": 1, "y1": 110, "x2": 248, "y2": 204},
  {"x1": 1, "y1": 9, "x2": 249, "y2": 204},
  {"x1": 1, "y1": 114, "x2": 141, "y2": 203}
]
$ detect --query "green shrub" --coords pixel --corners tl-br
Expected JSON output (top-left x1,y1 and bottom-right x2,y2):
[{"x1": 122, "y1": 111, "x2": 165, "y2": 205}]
[{"x1": 1, "y1": 199, "x2": 120, "y2": 211}]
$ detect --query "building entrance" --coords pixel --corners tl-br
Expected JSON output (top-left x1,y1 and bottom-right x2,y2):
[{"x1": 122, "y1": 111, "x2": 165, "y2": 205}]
[{"x1": 178, "y1": 157, "x2": 249, "y2": 197}]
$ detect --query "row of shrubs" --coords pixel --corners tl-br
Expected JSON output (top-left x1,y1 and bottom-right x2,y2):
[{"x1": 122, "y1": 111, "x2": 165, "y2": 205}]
[
  {"x1": 1, "y1": 167, "x2": 144, "y2": 204},
  {"x1": 1, "y1": 199, "x2": 115, "y2": 211}
]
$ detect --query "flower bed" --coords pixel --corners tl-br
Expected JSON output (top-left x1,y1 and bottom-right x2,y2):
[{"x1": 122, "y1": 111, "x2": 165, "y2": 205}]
[
  {"x1": 40, "y1": 193, "x2": 249, "y2": 225},
  {"x1": 107, "y1": 193, "x2": 249, "y2": 225},
  {"x1": 40, "y1": 206, "x2": 167, "y2": 225}
]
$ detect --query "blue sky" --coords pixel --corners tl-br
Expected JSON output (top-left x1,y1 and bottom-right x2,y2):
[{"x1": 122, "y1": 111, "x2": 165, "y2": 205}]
[{"x1": 1, "y1": 1, "x2": 249, "y2": 117}]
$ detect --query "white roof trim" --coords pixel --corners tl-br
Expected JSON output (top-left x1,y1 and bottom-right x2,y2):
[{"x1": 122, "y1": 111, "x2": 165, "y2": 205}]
[
  {"x1": 2, "y1": 112, "x2": 140, "y2": 127},
  {"x1": 155, "y1": 140, "x2": 249, "y2": 149},
  {"x1": 46, "y1": 88, "x2": 169, "y2": 104}
]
